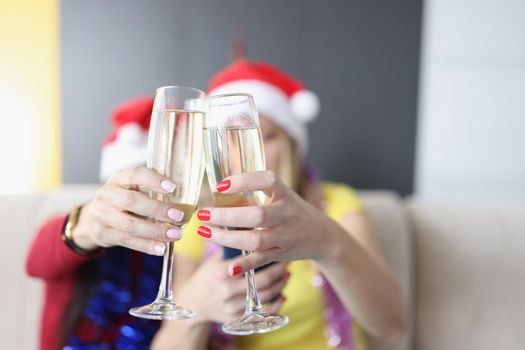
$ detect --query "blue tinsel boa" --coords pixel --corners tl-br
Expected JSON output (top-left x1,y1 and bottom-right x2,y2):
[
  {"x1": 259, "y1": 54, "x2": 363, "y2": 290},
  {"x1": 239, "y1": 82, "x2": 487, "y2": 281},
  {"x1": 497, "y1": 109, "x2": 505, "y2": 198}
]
[{"x1": 64, "y1": 247, "x2": 162, "y2": 350}]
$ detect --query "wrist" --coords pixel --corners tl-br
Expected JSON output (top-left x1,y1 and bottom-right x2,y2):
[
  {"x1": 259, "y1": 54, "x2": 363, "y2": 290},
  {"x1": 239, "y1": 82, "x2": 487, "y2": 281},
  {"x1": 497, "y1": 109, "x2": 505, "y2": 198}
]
[
  {"x1": 154, "y1": 319, "x2": 210, "y2": 350},
  {"x1": 72, "y1": 201, "x2": 99, "y2": 251},
  {"x1": 156, "y1": 320, "x2": 210, "y2": 350},
  {"x1": 315, "y1": 217, "x2": 347, "y2": 265}
]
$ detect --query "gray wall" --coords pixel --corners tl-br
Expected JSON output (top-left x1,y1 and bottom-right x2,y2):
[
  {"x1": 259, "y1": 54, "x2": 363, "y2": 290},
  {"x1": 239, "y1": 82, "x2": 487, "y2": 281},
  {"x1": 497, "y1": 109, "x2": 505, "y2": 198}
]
[{"x1": 61, "y1": 0, "x2": 422, "y2": 195}]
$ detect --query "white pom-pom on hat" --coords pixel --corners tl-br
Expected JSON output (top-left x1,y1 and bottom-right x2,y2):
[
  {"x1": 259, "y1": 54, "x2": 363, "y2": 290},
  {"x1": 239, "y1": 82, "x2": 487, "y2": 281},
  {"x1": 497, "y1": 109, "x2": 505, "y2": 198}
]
[
  {"x1": 290, "y1": 89, "x2": 320, "y2": 123},
  {"x1": 117, "y1": 122, "x2": 147, "y2": 145}
]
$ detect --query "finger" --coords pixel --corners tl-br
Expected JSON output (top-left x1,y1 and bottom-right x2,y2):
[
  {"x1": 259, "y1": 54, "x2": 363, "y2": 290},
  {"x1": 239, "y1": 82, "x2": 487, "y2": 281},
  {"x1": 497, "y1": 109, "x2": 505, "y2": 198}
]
[
  {"x1": 258, "y1": 273, "x2": 290, "y2": 304},
  {"x1": 97, "y1": 226, "x2": 166, "y2": 256},
  {"x1": 216, "y1": 170, "x2": 287, "y2": 201},
  {"x1": 197, "y1": 204, "x2": 284, "y2": 228},
  {"x1": 93, "y1": 203, "x2": 182, "y2": 241},
  {"x1": 107, "y1": 166, "x2": 176, "y2": 194},
  {"x1": 220, "y1": 262, "x2": 289, "y2": 301},
  {"x1": 228, "y1": 248, "x2": 281, "y2": 276},
  {"x1": 196, "y1": 225, "x2": 278, "y2": 251},
  {"x1": 254, "y1": 262, "x2": 289, "y2": 290},
  {"x1": 218, "y1": 276, "x2": 248, "y2": 301},
  {"x1": 96, "y1": 186, "x2": 185, "y2": 224},
  {"x1": 266, "y1": 295, "x2": 287, "y2": 314}
]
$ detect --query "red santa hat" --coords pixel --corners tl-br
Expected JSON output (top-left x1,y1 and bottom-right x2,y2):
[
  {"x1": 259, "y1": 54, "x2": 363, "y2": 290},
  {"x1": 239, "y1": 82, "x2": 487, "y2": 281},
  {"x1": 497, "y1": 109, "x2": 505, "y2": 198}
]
[
  {"x1": 99, "y1": 96, "x2": 154, "y2": 182},
  {"x1": 99, "y1": 60, "x2": 319, "y2": 182},
  {"x1": 208, "y1": 59, "x2": 320, "y2": 156}
]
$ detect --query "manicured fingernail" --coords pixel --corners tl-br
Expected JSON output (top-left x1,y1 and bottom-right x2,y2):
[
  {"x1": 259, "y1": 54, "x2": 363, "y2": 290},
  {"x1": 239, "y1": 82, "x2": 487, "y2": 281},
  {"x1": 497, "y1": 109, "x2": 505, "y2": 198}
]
[
  {"x1": 168, "y1": 208, "x2": 184, "y2": 221},
  {"x1": 231, "y1": 265, "x2": 242, "y2": 276},
  {"x1": 217, "y1": 179, "x2": 231, "y2": 192},
  {"x1": 161, "y1": 180, "x2": 176, "y2": 192},
  {"x1": 154, "y1": 244, "x2": 166, "y2": 255},
  {"x1": 166, "y1": 228, "x2": 182, "y2": 240},
  {"x1": 197, "y1": 209, "x2": 210, "y2": 221},
  {"x1": 197, "y1": 226, "x2": 212, "y2": 238}
]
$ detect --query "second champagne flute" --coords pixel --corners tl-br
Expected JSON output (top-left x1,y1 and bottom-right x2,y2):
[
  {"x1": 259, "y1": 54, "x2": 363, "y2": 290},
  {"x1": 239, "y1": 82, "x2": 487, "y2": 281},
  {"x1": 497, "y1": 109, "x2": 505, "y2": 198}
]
[
  {"x1": 129, "y1": 86, "x2": 205, "y2": 320},
  {"x1": 203, "y1": 93, "x2": 289, "y2": 335}
]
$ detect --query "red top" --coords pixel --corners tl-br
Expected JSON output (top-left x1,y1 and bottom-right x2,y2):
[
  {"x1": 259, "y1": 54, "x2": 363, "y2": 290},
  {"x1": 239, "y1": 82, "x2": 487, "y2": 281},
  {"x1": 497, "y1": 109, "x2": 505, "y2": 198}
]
[{"x1": 25, "y1": 215, "x2": 98, "y2": 350}]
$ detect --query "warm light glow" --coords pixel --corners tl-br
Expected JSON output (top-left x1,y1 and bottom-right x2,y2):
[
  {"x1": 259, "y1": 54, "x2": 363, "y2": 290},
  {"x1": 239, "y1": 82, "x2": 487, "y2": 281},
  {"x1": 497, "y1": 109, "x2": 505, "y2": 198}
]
[{"x1": 0, "y1": 0, "x2": 61, "y2": 193}]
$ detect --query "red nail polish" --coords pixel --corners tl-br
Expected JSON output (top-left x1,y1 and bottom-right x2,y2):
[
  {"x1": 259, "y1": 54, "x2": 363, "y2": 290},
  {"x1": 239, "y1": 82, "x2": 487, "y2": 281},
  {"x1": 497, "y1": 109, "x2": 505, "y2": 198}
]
[
  {"x1": 197, "y1": 226, "x2": 212, "y2": 238},
  {"x1": 232, "y1": 266, "x2": 242, "y2": 276},
  {"x1": 216, "y1": 179, "x2": 231, "y2": 192},
  {"x1": 197, "y1": 209, "x2": 211, "y2": 221}
]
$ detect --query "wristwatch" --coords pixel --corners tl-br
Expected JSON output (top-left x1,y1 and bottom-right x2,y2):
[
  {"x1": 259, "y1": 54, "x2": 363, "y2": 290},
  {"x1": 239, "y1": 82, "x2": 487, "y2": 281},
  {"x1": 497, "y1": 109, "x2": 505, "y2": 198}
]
[{"x1": 61, "y1": 206, "x2": 98, "y2": 255}]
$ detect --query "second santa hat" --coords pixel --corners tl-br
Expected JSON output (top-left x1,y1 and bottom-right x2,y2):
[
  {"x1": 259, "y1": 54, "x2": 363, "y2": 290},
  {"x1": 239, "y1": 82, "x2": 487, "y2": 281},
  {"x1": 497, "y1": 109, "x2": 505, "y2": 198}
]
[{"x1": 208, "y1": 59, "x2": 320, "y2": 156}]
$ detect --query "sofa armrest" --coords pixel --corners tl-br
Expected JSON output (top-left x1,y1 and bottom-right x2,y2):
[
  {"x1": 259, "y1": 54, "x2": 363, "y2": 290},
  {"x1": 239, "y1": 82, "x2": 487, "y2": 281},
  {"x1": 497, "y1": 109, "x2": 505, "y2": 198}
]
[{"x1": 359, "y1": 191, "x2": 414, "y2": 350}]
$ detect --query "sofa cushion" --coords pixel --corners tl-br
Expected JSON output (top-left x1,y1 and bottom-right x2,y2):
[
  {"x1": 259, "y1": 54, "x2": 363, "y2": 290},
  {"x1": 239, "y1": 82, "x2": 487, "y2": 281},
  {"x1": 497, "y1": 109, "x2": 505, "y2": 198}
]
[{"x1": 408, "y1": 199, "x2": 525, "y2": 350}]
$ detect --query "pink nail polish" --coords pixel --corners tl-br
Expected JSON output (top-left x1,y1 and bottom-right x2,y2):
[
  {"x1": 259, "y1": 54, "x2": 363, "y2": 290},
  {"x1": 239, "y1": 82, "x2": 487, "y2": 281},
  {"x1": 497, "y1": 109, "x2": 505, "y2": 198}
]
[
  {"x1": 161, "y1": 180, "x2": 176, "y2": 192},
  {"x1": 166, "y1": 228, "x2": 182, "y2": 240},
  {"x1": 167, "y1": 208, "x2": 184, "y2": 221}
]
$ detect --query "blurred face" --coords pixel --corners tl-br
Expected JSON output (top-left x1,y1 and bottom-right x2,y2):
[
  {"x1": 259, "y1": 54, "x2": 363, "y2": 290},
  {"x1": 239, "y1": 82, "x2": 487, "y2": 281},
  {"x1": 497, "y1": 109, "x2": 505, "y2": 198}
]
[{"x1": 259, "y1": 114, "x2": 291, "y2": 175}]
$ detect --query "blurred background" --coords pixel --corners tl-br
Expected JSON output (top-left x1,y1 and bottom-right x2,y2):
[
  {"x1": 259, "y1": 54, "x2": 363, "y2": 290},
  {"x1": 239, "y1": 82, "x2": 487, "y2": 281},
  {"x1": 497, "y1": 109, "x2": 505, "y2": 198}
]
[{"x1": 0, "y1": 0, "x2": 524, "y2": 198}]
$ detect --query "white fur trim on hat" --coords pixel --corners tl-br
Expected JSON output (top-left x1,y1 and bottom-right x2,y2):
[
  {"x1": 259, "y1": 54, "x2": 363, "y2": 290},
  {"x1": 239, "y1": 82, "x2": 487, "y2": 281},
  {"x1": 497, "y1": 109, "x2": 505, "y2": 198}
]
[
  {"x1": 99, "y1": 123, "x2": 148, "y2": 182},
  {"x1": 209, "y1": 80, "x2": 309, "y2": 156}
]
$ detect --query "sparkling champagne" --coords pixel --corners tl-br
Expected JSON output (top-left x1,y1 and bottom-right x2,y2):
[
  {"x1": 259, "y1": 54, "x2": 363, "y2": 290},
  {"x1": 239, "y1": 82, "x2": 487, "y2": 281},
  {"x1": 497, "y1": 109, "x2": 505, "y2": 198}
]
[
  {"x1": 203, "y1": 126, "x2": 267, "y2": 208},
  {"x1": 149, "y1": 109, "x2": 205, "y2": 227}
]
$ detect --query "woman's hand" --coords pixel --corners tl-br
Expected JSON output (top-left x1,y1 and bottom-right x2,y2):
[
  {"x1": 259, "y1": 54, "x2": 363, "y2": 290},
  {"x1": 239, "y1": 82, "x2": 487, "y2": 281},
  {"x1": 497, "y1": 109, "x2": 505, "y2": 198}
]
[
  {"x1": 195, "y1": 170, "x2": 407, "y2": 339},
  {"x1": 73, "y1": 167, "x2": 186, "y2": 255},
  {"x1": 177, "y1": 252, "x2": 289, "y2": 324},
  {"x1": 195, "y1": 170, "x2": 337, "y2": 276}
]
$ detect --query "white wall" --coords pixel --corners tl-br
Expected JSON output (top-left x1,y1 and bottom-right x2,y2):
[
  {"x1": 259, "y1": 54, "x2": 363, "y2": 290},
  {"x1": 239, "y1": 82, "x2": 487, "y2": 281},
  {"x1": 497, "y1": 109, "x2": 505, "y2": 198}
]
[{"x1": 416, "y1": 0, "x2": 525, "y2": 199}]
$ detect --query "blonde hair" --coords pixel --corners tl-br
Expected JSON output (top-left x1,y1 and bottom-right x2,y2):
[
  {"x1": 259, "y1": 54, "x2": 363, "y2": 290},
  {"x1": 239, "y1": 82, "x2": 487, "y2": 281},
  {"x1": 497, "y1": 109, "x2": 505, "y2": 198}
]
[{"x1": 277, "y1": 132, "x2": 307, "y2": 197}]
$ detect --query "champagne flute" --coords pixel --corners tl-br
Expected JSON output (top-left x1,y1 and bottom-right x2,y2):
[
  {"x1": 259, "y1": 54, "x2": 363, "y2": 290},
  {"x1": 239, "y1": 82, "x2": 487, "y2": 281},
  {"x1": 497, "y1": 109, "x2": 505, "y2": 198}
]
[
  {"x1": 129, "y1": 86, "x2": 205, "y2": 320},
  {"x1": 203, "y1": 93, "x2": 289, "y2": 335}
]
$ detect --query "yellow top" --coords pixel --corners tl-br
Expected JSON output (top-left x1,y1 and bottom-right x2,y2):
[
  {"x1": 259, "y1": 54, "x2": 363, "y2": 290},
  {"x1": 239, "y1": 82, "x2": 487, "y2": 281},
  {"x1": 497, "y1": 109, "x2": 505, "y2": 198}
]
[{"x1": 177, "y1": 182, "x2": 367, "y2": 350}]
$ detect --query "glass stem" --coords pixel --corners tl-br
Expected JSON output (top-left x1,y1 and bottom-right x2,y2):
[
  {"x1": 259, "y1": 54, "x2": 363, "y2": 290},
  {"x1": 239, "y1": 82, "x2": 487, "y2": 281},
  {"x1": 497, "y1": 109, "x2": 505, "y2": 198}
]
[
  {"x1": 243, "y1": 249, "x2": 262, "y2": 315},
  {"x1": 157, "y1": 241, "x2": 175, "y2": 302}
]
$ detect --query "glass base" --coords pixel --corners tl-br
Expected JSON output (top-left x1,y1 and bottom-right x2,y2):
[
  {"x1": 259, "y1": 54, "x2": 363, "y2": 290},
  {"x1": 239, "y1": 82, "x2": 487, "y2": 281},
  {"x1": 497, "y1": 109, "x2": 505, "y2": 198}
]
[
  {"x1": 221, "y1": 311, "x2": 289, "y2": 335},
  {"x1": 129, "y1": 299, "x2": 196, "y2": 320}
]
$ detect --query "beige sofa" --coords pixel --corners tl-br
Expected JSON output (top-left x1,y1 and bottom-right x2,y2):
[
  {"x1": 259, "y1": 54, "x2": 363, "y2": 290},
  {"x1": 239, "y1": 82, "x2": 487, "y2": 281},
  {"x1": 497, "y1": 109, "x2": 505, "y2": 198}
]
[{"x1": 1, "y1": 186, "x2": 524, "y2": 349}]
